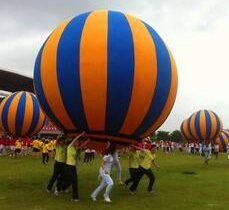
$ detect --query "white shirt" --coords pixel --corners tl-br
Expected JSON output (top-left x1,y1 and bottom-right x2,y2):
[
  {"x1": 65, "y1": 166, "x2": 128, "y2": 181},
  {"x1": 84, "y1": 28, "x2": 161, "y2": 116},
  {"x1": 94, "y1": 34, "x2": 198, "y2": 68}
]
[{"x1": 102, "y1": 154, "x2": 114, "y2": 173}]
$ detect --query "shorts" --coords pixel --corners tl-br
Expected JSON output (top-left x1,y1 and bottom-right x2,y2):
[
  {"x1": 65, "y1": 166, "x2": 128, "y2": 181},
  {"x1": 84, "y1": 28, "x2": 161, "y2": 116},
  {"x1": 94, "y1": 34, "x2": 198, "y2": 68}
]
[
  {"x1": 33, "y1": 148, "x2": 40, "y2": 152},
  {"x1": 15, "y1": 149, "x2": 21, "y2": 154}
]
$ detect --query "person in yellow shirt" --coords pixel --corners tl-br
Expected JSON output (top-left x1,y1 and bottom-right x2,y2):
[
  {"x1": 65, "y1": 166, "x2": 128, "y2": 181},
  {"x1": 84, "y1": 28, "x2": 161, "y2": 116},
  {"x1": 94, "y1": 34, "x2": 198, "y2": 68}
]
[
  {"x1": 124, "y1": 144, "x2": 142, "y2": 187},
  {"x1": 15, "y1": 139, "x2": 22, "y2": 156},
  {"x1": 42, "y1": 140, "x2": 50, "y2": 164},
  {"x1": 60, "y1": 132, "x2": 88, "y2": 202},
  {"x1": 32, "y1": 139, "x2": 40, "y2": 152},
  {"x1": 129, "y1": 144, "x2": 160, "y2": 193}
]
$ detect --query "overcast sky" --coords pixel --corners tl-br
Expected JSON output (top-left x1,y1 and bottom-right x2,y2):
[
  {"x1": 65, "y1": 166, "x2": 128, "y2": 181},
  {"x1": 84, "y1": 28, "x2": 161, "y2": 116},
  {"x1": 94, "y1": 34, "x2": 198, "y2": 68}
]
[{"x1": 0, "y1": 0, "x2": 228, "y2": 132}]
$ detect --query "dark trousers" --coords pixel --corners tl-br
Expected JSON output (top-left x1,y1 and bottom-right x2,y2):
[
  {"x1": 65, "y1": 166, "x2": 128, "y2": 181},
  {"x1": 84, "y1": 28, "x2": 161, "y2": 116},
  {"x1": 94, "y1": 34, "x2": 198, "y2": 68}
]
[
  {"x1": 47, "y1": 161, "x2": 65, "y2": 191},
  {"x1": 130, "y1": 166, "x2": 155, "y2": 192},
  {"x1": 62, "y1": 164, "x2": 79, "y2": 199},
  {"x1": 125, "y1": 168, "x2": 139, "y2": 186},
  {"x1": 42, "y1": 153, "x2": 49, "y2": 164}
]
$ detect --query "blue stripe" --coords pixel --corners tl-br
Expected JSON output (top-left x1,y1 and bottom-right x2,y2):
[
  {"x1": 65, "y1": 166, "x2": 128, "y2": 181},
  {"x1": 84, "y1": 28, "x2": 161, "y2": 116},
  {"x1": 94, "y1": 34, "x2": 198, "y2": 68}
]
[
  {"x1": 223, "y1": 131, "x2": 229, "y2": 140},
  {"x1": 15, "y1": 92, "x2": 26, "y2": 135},
  {"x1": 34, "y1": 41, "x2": 64, "y2": 130},
  {"x1": 57, "y1": 13, "x2": 90, "y2": 132},
  {"x1": 106, "y1": 11, "x2": 134, "y2": 134},
  {"x1": 133, "y1": 22, "x2": 172, "y2": 137},
  {"x1": 205, "y1": 110, "x2": 212, "y2": 140},
  {"x1": 195, "y1": 111, "x2": 202, "y2": 140},
  {"x1": 213, "y1": 112, "x2": 221, "y2": 139},
  {"x1": 220, "y1": 135, "x2": 226, "y2": 151},
  {"x1": 28, "y1": 93, "x2": 41, "y2": 135},
  {"x1": 1, "y1": 93, "x2": 17, "y2": 134},
  {"x1": 187, "y1": 116, "x2": 194, "y2": 139}
]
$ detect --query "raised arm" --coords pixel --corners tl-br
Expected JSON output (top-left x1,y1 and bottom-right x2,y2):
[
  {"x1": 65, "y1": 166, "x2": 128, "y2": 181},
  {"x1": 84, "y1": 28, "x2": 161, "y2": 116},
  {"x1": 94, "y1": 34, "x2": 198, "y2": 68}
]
[{"x1": 69, "y1": 131, "x2": 85, "y2": 147}]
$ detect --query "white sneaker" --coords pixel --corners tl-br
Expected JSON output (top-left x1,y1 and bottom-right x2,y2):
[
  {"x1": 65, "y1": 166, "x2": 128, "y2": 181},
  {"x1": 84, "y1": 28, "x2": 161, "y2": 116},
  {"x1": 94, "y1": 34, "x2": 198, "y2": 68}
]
[
  {"x1": 54, "y1": 189, "x2": 59, "y2": 196},
  {"x1": 104, "y1": 197, "x2": 112, "y2": 203},
  {"x1": 71, "y1": 199, "x2": 79, "y2": 202},
  {"x1": 91, "y1": 195, "x2": 96, "y2": 201}
]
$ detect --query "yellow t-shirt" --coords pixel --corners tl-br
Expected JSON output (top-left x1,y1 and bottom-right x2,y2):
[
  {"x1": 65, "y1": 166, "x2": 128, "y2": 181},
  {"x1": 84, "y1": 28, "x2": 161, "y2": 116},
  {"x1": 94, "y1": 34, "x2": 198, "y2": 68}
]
[
  {"x1": 129, "y1": 150, "x2": 140, "y2": 169},
  {"x1": 55, "y1": 144, "x2": 67, "y2": 163},
  {"x1": 66, "y1": 145, "x2": 76, "y2": 166},
  {"x1": 15, "y1": 140, "x2": 22, "y2": 149},
  {"x1": 42, "y1": 144, "x2": 49, "y2": 153},
  {"x1": 32, "y1": 140, "x2": 40, "y2": 149},
  {"x1": 140, "y1": 149, "x2": 156, "y2": 170}
]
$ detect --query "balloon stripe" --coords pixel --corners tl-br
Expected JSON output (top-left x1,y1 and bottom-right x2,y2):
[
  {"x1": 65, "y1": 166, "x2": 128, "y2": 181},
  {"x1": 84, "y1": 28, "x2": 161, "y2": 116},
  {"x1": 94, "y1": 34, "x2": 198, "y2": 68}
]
[
  {"x1": 105, "y1": 11, "x2": 134, "y2": 134},
  {"x1": 188, "y1": 113, "x2": 199, "y2": 140},
  {"x1": 204, "y1": 110, "x2": 211, "y2": 140},
  {"x1": 15, "y1": 92, "x2": 26, "y2": 135},
  {"x1": 0, "y1": 94, "x2": 12, "y2": 131},
  {"x1": 195, "y1": 111, "x2": 202, "y2": 140},
  {"x1": 213, "y1": 112, "x2": 221, "y2": 139},
  {"x1": 133, "y1": 22, "x2": 171, "y2": 137},
  {"x1": 80, "y1": 10, "x2": 108, "y2": 131},
  {"x1": 119, "y1": 15, "x2": 157, "y2": 136},
  {"x1": 141, "y1": 48, "x2": 178, "y2": 138},
  {"x1": 34, "y1": 41, "x2": 64, "y2": 129},
  {"x1": 40, "y1": 18, "x2": 75, "y2": 130},
  {"x1": 57, "y1": 12, "x2": 90, "y2": 131},
  {"x1": 7, "y1": 92, "x2": 23, "y2": 135}
]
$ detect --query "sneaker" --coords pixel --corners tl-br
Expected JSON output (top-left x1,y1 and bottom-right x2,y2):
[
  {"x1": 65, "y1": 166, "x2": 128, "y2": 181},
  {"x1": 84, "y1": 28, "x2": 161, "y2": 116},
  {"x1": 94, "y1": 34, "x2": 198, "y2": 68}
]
[
  {"x1": 104, "y1": 197, "x2": 112, "y2": 203},
  {"x1": 54, "y1": 189, "x2": 59, "y2": 196},
  {"x1": 91, "y1": 195, "x2": 97, "y2": 202},
  {"x1": 46, "y1": 189, "x2": 51, "y2": 193},
  {"x1": 118, "y1": 181, "x2": 124, "y2": 185},
  {"x1": 148, "y1": 190, "x2": 155, "y2": 194},
  {"x1": 130, "y1": 190, "x2": 136, "y2": 195},
  {"x1": 71, "y1": 199, "x2": 80, "y2": 202}
]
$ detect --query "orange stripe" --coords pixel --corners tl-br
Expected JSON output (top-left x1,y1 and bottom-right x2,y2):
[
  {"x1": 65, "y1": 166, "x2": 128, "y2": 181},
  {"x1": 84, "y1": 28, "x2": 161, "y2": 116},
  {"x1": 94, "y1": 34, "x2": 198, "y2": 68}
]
[
  {"x1": 7, "y1": 92, "x2": 23, "y2": 135},
  {"x1": 80, "y1": 11, "x2": 108, "y2": 131},
  {"x1": 141, "y1": 48, "x2": 178, "y2": 138},
  {"x1": 120, "y1": 15, "x2": 157, "y2": 135},
  {"x1": 0, "y1": 95, "x2": 11, "y2": 130},
  {"x1": 200, "y1": 110, "x2": 206, "y2": 139},
  {"x1": 183, "y1": 119, "x2": 192, "y2": 140},
  {"x1": 21, "y1": 93, "x2": 33, "y2": 136},
  {"x1": 30, "y1": 109, "x2": 45, "y2": 136},
  {"x1": 40, "y1": 18, "x2": 75, "y2": 130},
  {"x1": 209, "y1": 111, "x2": 217, "y2": 139},
  {"x1": 189, "y1": 113, "x2": 199, "y2": 140}
]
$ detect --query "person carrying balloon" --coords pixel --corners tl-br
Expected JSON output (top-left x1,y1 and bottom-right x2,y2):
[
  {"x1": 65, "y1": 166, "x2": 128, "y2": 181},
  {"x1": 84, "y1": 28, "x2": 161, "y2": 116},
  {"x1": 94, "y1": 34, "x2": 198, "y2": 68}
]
[
  {"x1": 129, "y1": 144, "x2": 160, "y2": 194},
  {"x1": 59, "y1": 132, "x2": 86, "y2": 202},
  {"x1": 91, "y1": 142, "x2": 116, "y2": 203},
  {"x1": 47, "y1": 135, "x2": 67, "y2": 193},
  {"x1": 111, "y1": 149, "x2": 123, "y2": 185},
  {"x1": 124, "y1": 144, "x2": 142, "y2": 187}
]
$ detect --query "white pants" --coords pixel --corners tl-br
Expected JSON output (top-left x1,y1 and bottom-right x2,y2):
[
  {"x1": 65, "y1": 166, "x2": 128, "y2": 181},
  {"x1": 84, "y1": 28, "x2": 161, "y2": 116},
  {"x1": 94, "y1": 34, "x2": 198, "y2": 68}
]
[
  {"x1": 112, "y1": 156, "x2": 122, "y2": 181},
  {"x1": 91, "y1": 168, "x2": 114, "y2": 199}
]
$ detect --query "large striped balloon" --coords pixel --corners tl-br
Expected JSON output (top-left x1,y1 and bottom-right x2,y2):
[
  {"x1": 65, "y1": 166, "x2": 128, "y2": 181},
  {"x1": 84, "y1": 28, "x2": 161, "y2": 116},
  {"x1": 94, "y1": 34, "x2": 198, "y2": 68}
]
[
  {"x1": 214, "y1": 130, "x2": 229, "y2": 152},
  {"x1": 34, "y1": 10, "x2": 178, "y2": 144},
  {"x1": 187, "y1": 110, "x2": 222, "y2": 141},
  {"x1": 0, "y1": 91, "x2": 45, "y2": 137}
]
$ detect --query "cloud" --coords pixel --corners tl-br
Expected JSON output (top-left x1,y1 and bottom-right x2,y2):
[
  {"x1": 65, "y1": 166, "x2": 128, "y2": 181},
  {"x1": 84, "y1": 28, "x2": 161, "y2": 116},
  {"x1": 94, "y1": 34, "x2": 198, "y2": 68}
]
[{"x1": 0, "y1": 0, "x2": 228, "y2": 131}]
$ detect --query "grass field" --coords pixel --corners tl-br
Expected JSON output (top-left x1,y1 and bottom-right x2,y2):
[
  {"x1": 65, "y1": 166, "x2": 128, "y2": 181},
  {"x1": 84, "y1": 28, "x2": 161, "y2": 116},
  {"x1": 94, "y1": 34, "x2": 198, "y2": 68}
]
[{"x1": 0, "y1": 152, "x2": 229, "y2": 210}]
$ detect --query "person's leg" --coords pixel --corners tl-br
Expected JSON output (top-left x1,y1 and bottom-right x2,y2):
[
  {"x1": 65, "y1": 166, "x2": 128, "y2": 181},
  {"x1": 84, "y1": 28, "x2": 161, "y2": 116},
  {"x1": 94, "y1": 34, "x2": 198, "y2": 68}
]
[
  {"x1": 42, "y1": 153, "x2": 46, "y2": 164},
  {"x1": 91, "y1": 180, "x2": 106, "y2": 199},
  {"x1": 47, "y1": 161, "x2": 60, "y2": 191},
  {"x1": 46, "y1": 153, "x2": 49, "y2": 163},
  {"x1": 72, "y1": 167, "x2": 79, "y2": 200},
  {"x1": 129, "y1": 167, "x2": 144, "y2": 192},
  {"x1": 125, "y1": 168, "x2": 135, "y2": 185},
  {"x1": 103, "y1": 174, "x2": 114, "y2": 200},
  {"x1": 145, "y1": 169, "x2": 155, "y2": 192},
  {"x1": 57, "y1": 163, "x2": 65, "y2": 191}
]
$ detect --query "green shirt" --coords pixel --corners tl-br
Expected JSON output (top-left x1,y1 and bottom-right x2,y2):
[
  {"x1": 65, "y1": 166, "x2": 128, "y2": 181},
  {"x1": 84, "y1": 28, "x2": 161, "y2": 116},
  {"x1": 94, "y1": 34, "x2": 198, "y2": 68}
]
[
  {"x1": 140, "y1": 149, "x2": 156, "y2": 170},
  {"x1": 66, "y1": 145, "x2": 76, "y2": 166},
  {"x1": 129, "y1": 151, "x2": 140, "y2": 169},
  {"x1": 55, "y1": 144, "x2": 66, "y2": 163}
]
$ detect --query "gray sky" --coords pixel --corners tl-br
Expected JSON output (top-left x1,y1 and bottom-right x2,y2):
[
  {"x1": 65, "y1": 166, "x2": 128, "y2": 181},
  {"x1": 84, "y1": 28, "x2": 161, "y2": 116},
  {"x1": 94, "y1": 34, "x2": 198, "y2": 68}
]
[{"x1": 0, "y1": 0, "x2": 228, "y2": 131}]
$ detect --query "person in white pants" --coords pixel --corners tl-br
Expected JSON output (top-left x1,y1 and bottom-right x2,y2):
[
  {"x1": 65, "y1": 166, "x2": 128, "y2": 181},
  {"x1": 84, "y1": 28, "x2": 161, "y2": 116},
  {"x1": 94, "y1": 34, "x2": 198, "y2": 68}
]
[
  {"x1": 112, "y1": 151, "x2": 123, "y2": 184},
  {"x1": 91, "y1": 143, "x2": 116, "y2": 203}
]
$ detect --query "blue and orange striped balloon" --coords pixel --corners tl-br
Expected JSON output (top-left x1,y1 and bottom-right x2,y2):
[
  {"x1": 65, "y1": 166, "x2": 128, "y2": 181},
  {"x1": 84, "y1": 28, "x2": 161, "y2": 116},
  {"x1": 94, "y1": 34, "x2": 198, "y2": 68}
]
[
  {"x1": 214, "y1": 130, "x2": 229, "y2": 152},
  {"x1": 187, "y1": 110, "x2": 222, "y2": 141},
  {"x1": 180, "y1": 119, "x2": 193, "y2": 140},
  {"x1": 0, "y1": 91, "x2": 45, "y2": 137},
  {"x1": 34, "y1": 10, "x2": 178, "y2": 144}
]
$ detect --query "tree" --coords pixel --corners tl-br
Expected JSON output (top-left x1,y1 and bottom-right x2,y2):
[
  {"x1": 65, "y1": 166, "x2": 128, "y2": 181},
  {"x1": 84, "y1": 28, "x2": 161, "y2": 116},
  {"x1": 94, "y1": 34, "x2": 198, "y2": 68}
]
[
  {"x1": 156, "y1": 131, "x2": 170, "y2": 141},
  {"x1": 169, "y1": 130, "x2": 185, "y2": 143}
]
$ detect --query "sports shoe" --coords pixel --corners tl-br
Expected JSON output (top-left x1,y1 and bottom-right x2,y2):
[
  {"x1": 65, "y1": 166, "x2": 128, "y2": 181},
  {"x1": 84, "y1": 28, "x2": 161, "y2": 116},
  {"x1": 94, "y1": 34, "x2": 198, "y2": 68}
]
[
  {"x1": 91, "y1": 195, "x2": 97, "y2": 201},
  {"x1": 46, "y1": 189, "x2": 51, "y2": 193},
  {"x1": 54, "y1": 189, "x2": 59, "y2": 196},
  {"x1": 71, "y1": 199, "x2": 80, "y2": 202},
  {"x1": 148, "y1": 190, "x2": 155, "y2": 194},
  {"x1": 104, "y1": 197, "x2": 112, "y2": 203},
  {"x1": 130, "y1": 190, "x2": 136, "y2": 195}
]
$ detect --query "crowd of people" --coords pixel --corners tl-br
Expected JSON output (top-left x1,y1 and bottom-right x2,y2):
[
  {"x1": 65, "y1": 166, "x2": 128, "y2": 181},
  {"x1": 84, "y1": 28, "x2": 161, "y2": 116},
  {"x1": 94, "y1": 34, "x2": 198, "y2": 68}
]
[{"x1": 1, "y1": 134, "x2": 229, "y2": 203}]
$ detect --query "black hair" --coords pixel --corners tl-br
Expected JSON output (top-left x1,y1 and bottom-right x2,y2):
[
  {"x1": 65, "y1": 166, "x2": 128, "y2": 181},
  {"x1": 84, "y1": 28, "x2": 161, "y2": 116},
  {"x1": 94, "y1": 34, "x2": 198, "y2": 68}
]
[{"x1": 104, "y1": 142, "x2": 116, "y2": 155}]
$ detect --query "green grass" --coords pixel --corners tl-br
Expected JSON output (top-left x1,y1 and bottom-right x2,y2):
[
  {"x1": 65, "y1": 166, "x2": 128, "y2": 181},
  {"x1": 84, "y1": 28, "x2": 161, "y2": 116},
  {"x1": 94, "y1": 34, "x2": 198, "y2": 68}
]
[{"x1": 0, "y1": 152, "x2": 229, "y2": 210}]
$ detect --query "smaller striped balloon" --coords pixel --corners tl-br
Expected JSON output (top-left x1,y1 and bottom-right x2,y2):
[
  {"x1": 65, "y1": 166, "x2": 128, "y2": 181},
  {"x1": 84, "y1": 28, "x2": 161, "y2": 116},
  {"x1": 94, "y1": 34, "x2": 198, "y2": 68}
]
[
  {"x1": 180, "y1": 119, "x2": 193, "y2": 140},
  {"x1": 0, "y1": 91, "x2": 46, "y2": 137},
  {"x1": 214, "y1": 130, "x2": 229, "y2": 152},
  {"x1": 187, "y1": 110, "x2": 222, "y2": 142}
]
